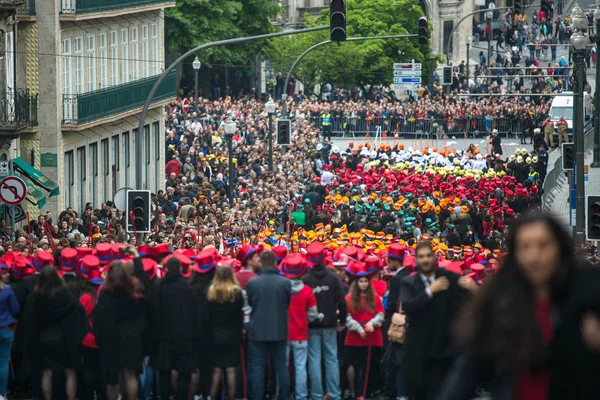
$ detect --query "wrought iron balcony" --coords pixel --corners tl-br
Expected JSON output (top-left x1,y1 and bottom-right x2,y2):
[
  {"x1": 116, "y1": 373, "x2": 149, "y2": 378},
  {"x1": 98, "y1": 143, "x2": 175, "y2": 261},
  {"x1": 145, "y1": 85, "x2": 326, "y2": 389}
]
[
  {"x1": 62, "y1": 71, "x2": 176, "y2": 125},
  {"x1": 60, "y1": 0, "x2": 174, "y2": 14},
  {"x1": 0, "y1": 90, "x2": 38, "y2": 135}
]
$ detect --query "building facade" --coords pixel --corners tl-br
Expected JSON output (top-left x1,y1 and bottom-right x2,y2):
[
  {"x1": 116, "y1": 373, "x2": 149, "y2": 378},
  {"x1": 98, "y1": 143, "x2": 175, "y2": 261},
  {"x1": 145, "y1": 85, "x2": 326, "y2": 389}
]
[{"x1": 13, "y1": 0, "x2": 175, "y2": 218}]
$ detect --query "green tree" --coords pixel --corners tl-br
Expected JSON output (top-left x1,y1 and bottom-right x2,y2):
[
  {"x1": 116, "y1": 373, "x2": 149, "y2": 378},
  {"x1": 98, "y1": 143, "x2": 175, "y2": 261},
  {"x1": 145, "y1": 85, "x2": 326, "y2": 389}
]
[
  {"x1": 165, "y1": 0, "x2": 280, "y2": 66},
  {"x1": 264, "y1": 0, "x2": 434, "y2": 92}
]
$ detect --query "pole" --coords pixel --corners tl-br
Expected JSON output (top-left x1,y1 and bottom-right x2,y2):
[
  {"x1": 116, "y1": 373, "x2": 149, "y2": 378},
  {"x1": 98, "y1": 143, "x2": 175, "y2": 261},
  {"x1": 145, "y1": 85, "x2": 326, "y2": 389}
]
[
  {"x1": 194, "y1": 69, "x2": 199, "y2": 113},
  {"x1": 268, "y1": 113, "x2": 273, "y2": 172},
  {"x1": 282, "y1": 34, "x2": 418, "y2": 116},
  {"x1": 8, "y1": 161, "x2": 14, "y2": 241},
  {"x1": 137, "y1": 26, "x2": 329, "y2": 189},
  {"x1": 227, "y1": 136, "x2": 234, "y2": 204},
  {"x1": 466, "y1": 42, "x2": 470, "y2": 87},
  {"x1": 593, "y1": 16, "x2": 600, "y2": 167},
  {"x1": 574, "y1": 48, "x2": 586, "y2": 241},
  {"x1": 487, "y1": 15, "x2": 492, "y2": 67}
]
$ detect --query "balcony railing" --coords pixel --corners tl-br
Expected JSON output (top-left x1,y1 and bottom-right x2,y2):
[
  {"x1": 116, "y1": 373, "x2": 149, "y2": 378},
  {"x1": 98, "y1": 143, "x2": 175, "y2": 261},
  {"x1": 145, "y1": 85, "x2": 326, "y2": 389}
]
[
  {"x1": 0, "y1": 89, "x2": 38, "y2": 131},
  {"x1": 62, "y1": 71, "x2": 176, "y2": 125},
  {"x1": 0, "y1": 0, "x2": 25, "y2": 10},
  {"x1": 16, "y1": 0, "x2": 35, "y2": 15},
  {"x1": 60, "y1": 0, "x2": 174, "y2": 14}
]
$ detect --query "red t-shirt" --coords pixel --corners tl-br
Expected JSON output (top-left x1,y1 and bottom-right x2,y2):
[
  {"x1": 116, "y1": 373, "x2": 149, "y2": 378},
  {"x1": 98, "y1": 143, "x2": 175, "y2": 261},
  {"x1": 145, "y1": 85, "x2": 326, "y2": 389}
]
[
  {"x1": 344, "y1": 294, "x2": 384, "y2": 347},
  {"x1": 79, "y1": 293, "x2": 98, "y2": 349},
  {"x1": 235, "y1": 270, "x2": 257, "y2": 290},
  {"x1": 372, "y1": 280, "x2": 387, "y2": 298},
  {"x1": 516, "y1": 300, "x2": 553, "y2": 400},
  {"x1": 288, "y1": 285, "x2": 317, "y2": 341}
]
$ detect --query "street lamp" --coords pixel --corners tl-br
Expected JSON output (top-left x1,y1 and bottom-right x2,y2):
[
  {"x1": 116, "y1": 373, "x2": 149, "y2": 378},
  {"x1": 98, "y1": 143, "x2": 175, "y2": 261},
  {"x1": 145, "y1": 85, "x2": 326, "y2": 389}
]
[
  {"x1": 224, "y1": 120, "x2": 236, "y2": 204},
  {"x1": 592, "y1": 4, "x2": 600, "y2": 168},
  {"x1": 265, "y1": 96, "x2": 276, "y2": 172},
  {"x1": 570, "y1": 3, "x2": 588, "y2": 242},
  {"x1": 192, "y1": 56, "x2": 201, "y2": 113},
  {"x1": 465, "y1": 35, "x2": 472, "y2": 88},
  {"x1": 486, "y1": 10, "x2": 493, "y2": 67}
]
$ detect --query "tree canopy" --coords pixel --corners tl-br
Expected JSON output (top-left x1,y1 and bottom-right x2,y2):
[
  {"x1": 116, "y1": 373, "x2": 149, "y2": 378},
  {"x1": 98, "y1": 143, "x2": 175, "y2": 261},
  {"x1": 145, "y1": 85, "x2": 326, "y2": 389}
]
[
  {"x1": 165, "y1": 0, "x2": 280, "y2": 66},
  {"x1": 264, "y1": 0, "x2": 434, "y2": 91}
]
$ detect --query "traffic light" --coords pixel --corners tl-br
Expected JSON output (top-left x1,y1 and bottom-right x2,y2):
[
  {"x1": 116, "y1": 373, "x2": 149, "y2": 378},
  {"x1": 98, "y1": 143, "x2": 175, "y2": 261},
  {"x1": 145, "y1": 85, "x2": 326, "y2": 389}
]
[
  {"x1": 588, "y1": 196, "x2": 600, "y2": 240},
  {"x1": 443, "y1": 66, "x2": 452, "y2": 85},
  {"x1": 514, "y1": 0, "x2": 521, "y2": 15},
  {"x1": 126, "y1": 190, "x2": 151, "y2": 233},
  {"x1": 562, "y1": 142, "x2": 574, "y2": 170},
  {"x1": 330, "y1": 0, "x2": 346, "y2": 42},
  {"x1": 277, "y1": 119, "x2": 291, "y2": 146},
  {"x1": 418, "y1": 16, "x2": 428, "y2": 46},
  {"x1": 541, "y1": 0, "x2": 548, "y2": 15}
]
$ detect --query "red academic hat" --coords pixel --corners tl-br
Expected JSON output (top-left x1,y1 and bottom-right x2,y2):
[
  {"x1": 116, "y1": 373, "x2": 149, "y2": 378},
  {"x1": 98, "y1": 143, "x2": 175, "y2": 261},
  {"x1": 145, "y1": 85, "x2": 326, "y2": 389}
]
[
  {"x1": 345, "y1": 260, "x2": 373, "y2": 278},
  {"x1": 12, "y1": 255, "x2": 34, "y2": 279},
  {"x1": 79, "y1": 255, "x2": 101, "y2": 279},
  {"x1": 365, "y1": 255, "x2": 381, "y2": 275},
  {"x1": 31, "y1": 250, "x2": 54, "y2": 271},
  {"x1": 236, "y1": 244, "x2": 256, "y2": 266},
  {"x1": 471, "y1": 263, "x2": 485, "y2": 272},
  {"x1": 59, "y1": 248, "x2": 78, "y2": 271},
  {"x1": 111, "y1": 243, "x2": 127, "y2": 260},
  {"x1": 142, "y1": 258, "x2": 159, "y2": 281},
  {"x1": 193, "y1": 250, "x2": 216, "y2": 275},
  {"x1": 87, "y1": 268, "x2": 104, "y2": 285},
  {"x1": 281, "y1": 253, "x2": 307, "y2": 279},
  {"x1": 76, "y1": 247, "x2": 94, "y2": 261},
  {"x1": 272, "y1": 246, "x2": 288, "y2": 264},
  {"x1": 165, "y1": 253, "x2": 193, "y2": 278},
  {"x1": 307, "y1": 242, "x2": 326, "y2": 266},
  {"x1": 95, "y1": 243, "x2": 113, "y2": 264},
  {"x1": 387, "y1": 243, "x2": 406, "y2": 261}
]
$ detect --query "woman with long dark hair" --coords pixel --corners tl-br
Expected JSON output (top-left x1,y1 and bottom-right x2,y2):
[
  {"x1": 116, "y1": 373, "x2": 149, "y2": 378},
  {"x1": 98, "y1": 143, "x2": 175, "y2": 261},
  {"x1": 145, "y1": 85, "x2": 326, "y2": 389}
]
[
  {"x1": 93, "y1": 262, "x2": 147, "y2": 400},
  {"x1": 439, "y1": 214, "x2": 600, "y2": 399},
  {"x1": 23, "y1": 266, "x2": 88, "y2": 400}
]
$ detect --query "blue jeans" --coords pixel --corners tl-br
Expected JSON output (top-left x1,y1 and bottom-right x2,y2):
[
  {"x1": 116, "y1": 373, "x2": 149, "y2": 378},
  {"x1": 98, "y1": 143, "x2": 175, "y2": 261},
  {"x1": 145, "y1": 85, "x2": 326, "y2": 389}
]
[
  {"x1": 287, "y1": 341, "x2": 308, "y2": 400},
  {"x1": 139, "y1": 356, "x2": 159, "y2": 400},
  {"x1": 248, "y1": 340, "x2": 290, "y2": 400},
  {"x1": 396, "y1": 371, "x2": 408, "y2": 398},
  {"x1": 0, "y1": 327, "x2": 13, "y2": 396},
  {"x1": 308, "y1": 328, "x2": 341, "y2": 400}
]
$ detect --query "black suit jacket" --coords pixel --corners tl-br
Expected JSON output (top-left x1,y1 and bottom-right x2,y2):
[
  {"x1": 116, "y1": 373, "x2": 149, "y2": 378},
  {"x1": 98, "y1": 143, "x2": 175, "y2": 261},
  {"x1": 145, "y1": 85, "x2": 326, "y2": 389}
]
[
  {"x1": 399, "y1": 268, "x2": 466, "y2": 389},
  {"x1": 385, "y1": 267, "x2": 412, "y2": 319}
]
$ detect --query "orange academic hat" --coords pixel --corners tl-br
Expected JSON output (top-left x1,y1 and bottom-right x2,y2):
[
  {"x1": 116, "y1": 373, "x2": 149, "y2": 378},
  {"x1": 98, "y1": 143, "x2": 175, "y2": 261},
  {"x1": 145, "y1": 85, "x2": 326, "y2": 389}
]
[
  {"x1": 31, "y1": 250, "x2": 54, "y2": 271},
  {"x1": 59, "y1": 248, "x2": 78, "y2": 271}
]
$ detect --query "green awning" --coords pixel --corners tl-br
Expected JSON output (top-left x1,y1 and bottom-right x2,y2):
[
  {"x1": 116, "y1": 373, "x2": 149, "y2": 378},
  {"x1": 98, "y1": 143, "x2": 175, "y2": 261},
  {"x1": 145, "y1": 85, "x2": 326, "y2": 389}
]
[
  {"x1": 13, "y1": 157, "x2": 59, "y2": 197},
  {"x1": 14, "y1": 171, "x2": 47, "y2": 208}
]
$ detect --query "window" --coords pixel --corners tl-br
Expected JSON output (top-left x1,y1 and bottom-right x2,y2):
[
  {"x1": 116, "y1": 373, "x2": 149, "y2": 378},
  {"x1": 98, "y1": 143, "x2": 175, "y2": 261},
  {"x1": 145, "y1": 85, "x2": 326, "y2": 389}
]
[
  {"x1": 65, "y1": 151, "x2": 74, "y2": 208},
  {"x1": 87, "y1": 35, "x2": 96, "y2": 92},
  {"x1": 74, "y1": 37, "x2": 83, "y2": 94},
  {"x1": 131, "y1": 25, "x2": 138, "y2": 80},
  {"x1": 443, "y1": 21, "x2": 454, "y2": 57},
  {"x1": 62, "y1": 38, "x2": 72, "y2": 95},
  {"x1": 123, "y1": 131, "x2": 129, "y2": 187},
  {"x1": 153, "y1": 121, "x2": 160, "y2": 190},
  {"x1": 121, "y1": 29, "x2": 129, "y2": 83},
  {"x1": 89, "y1": 143, "x2": 97, "y2": 206},
  {"x1": 111, "y1": 136, "x2": 118, "y2": 196},
  {"x1": 151, "y1": 23, "x2": 158, "y2": 75},
  {"x1": 132, "y1": 128, "x2": 137, "y2": 189},
  {"x1": 110, "y1": 31, "x2": 118, "y2": 85},
  {"x1": 142, "y1": 125, "x2": 149, "y2": 188},
  {"x1": 141, "y1": 25, "x2": 148, "y2": 78},
  {"x1": 99, "y1": 32, "x2": 107, "y2": 88},
  {"x1": 100, "y1": 139, "x2": 107, "y2": 203},
  {"x1": 77, "y1": 147, "x2": 86, "y2": 214}
]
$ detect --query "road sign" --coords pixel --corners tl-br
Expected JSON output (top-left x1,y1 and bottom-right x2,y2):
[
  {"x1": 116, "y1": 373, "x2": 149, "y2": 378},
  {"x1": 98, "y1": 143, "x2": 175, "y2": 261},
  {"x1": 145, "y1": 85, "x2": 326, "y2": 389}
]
[
  {"x1": 0, "y1": 176, "x2": 26, "y2": 205},
  {"x1": 393, "y1": 77, "x2": 422, "y2": 84},
  {"x1": 182, "y1": 99, "x2": 191, "y2": 113},
  {"x1": 393, "y1": 63, "x2": 422, "y2": 70},
  {"x1": 0, "y1": 204, "x2": 25, "y2": 223},
  {"x1": 0, "y1": 161, "x2": 8, "y2": 177},
  {"x1": 393, "y1": 83, "x2": 420, "y2": 90},
  {"x1": 393, "y1": 69, "x2": 421, "y2": 77}
]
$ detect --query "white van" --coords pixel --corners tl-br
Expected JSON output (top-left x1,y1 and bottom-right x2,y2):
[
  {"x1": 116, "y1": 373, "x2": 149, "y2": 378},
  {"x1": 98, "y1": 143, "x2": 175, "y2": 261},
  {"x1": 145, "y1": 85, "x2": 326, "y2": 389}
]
[{"x1": 548, "y1": 92, "x2": 592, "y2": 133}]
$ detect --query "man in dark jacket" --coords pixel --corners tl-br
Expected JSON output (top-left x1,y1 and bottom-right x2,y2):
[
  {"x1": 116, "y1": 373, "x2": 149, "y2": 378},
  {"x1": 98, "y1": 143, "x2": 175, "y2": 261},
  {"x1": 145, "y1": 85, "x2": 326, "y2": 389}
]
[
  {"x1": 246, "y1": 251, "x2": 291, "y2": 400},
  {"x1": 147, "y1": 256, "x2": 202, "y2": 400},
  {"x1": 301, "y1": 242, "x2": 347, "y2": 400}
]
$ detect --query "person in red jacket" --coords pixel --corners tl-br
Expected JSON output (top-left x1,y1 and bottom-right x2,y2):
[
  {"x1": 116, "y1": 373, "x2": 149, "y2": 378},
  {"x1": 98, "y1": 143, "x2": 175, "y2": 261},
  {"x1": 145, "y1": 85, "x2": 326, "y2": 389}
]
[{"x1": 344, "y1": 261, "x2": 384, "y2": 400}]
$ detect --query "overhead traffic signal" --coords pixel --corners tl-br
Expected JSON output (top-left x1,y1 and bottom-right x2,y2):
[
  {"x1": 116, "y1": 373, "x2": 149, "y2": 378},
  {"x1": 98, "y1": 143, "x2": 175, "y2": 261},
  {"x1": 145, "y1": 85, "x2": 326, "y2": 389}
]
[
  {"x1": 418, "y1": 17, "x2": 428, "y2": 46},
  {"x1": 277, "y1": 119, "x2": 291, "y2": 146},
  {"x1": 541, "y1": 0, "x2": 549, "y2": 15},
  {"x1": 443, "y1": 66, "x2": 452, "y2": 85},
  {"x1": 330, "y1": 0, "x2": 346, "y2": 42},
  {"x1": 514, "y1": 0, "x2": 521, "y2": 15},
  {"x1": 562, "y1": 142, "x2": 574, "y2": 170},
  {"x1": 588, "y1": 196, "x2": 600, "y2": 240},
  {"x1": 126, "y1": 190, "x2": 151, "y2": 233}
]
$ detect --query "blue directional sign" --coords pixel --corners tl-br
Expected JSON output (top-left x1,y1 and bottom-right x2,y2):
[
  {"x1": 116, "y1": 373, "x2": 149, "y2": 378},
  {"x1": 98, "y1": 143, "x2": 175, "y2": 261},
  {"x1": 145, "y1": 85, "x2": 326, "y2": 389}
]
[{"x1": 393, "y1": 77, "x2": 422, "y2": 84}]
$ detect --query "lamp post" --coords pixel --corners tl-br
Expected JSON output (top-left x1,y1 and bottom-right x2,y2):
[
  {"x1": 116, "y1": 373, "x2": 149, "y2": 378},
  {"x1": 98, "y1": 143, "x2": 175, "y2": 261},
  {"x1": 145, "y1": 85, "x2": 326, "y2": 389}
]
[
  {"x1": 192, "y1": 56, "x2": 201, "y2": 113},
  {"x1": 266, "y1": 96, "x2": 275, "y2": 172},
  {"x1": 224, "y1": 120, "x2": 236, "y2": 204},
  {"x1": 487, "y1": 10, "x2": 493, "y2": 67},
  {"x1": 592, "y1": 4, "x2": 600, "y2": 168},
  {"x1": 466, "y1": 35, "x2": 472, "y2": 88},
  {"x1": 571, "y1": 4, "x2": 588, "y2": 241}
]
